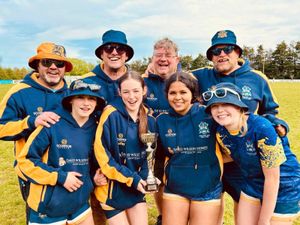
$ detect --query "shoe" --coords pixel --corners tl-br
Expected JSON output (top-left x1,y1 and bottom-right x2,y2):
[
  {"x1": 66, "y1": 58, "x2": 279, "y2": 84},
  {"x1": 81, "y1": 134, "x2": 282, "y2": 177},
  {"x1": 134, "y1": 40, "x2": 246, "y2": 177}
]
[{"x1": 155, "y1": 215, "x2": 162, "y2": 225}]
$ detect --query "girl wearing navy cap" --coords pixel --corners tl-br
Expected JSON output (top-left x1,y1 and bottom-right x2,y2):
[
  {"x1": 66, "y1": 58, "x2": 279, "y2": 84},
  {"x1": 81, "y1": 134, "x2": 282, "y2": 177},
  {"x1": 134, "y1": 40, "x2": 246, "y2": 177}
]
[
  {"x1": 156, "y1": 71, "x2": 223, "y2": 225},
  {"x1": 17, "y1": 79, "x2": 106, "y2": 225},
  {"x1": 205, "y1": 82, "x2": 300, "y2": 225}
]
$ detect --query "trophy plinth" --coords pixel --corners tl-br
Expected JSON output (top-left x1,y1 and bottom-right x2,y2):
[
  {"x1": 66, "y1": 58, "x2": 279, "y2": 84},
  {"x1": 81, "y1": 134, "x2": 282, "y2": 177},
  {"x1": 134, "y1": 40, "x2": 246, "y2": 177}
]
[{"x1": 141, "y1": 132, "x2": 158, "y2": 192}]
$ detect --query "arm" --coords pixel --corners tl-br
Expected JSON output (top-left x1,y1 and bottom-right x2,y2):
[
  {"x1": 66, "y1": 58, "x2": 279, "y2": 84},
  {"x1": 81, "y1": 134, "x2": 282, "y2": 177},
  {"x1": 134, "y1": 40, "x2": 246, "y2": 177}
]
[
  {"x1": 258, "y1": 166, "x2": 280, "y2": 225},
  {"x1": 0, "y1": 90, "x2": 34, "y2": 140},
  {"x1": 17, "y1": 126, "x2": 68, "y2": 186},
  {"x1": 93, "y1": 108, "x2": 142, "y2": 189},
  {"x1": 256, "y1": 121, "x2": 286, "y2": 224},
  {"x1": 0, "y1": 88, "x2": 60, "y2": 140}
]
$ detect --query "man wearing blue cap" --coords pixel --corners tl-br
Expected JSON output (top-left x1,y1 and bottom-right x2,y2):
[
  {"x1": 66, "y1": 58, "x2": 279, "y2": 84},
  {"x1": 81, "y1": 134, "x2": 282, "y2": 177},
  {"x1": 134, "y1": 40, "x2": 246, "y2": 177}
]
[
  {"x1": 192, "y1": 30, "x2": 289, "y2": 224},
  {"x1": 81, "y1": 29, "x2": 134, "y2": 225}
]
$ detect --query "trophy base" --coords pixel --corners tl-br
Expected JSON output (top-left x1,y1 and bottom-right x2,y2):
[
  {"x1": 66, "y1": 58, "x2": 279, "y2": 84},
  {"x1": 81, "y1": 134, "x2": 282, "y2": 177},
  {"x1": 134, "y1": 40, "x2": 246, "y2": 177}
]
[{"x1": 145, "y1": 183, "x2": 158, "y2": 192}]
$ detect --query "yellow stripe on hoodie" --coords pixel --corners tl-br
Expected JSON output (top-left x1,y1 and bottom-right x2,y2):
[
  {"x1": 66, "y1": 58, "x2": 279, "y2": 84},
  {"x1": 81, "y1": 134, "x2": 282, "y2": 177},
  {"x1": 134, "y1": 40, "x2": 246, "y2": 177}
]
[{"x1": 94, "y1": 106, "x2": 134, "y2": 202}]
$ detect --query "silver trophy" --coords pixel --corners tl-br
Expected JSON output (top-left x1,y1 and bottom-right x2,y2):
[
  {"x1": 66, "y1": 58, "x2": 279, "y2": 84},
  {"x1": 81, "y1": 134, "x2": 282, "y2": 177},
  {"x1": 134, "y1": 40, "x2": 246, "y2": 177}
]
[{"x1": 141, "y1": 132, "x2": 159, "y2": 192}]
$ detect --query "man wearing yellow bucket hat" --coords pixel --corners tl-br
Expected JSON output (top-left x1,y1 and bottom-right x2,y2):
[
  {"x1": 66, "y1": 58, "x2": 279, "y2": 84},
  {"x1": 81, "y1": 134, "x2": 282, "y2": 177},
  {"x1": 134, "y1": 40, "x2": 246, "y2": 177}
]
[{"x1": 0, "y1": 42, "x2": 73, "y2": 224}]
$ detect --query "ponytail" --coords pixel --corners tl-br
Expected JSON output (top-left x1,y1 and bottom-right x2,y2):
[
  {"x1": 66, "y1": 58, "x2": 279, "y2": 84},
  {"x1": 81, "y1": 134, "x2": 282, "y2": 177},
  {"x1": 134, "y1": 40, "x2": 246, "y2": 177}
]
[{"x1": 138, "y1": 104, "x2": 148, "y2": 140}]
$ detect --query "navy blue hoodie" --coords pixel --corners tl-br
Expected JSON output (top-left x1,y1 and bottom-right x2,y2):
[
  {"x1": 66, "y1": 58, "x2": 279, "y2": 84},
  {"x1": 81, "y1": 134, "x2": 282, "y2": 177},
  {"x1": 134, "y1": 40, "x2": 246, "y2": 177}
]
[
  {"x1": 156, "y1": 103, "x2": 222, "y2": 200},
  {"x1": 0, "y1": 72, "x2": 68, "y2": 179},
  {"x1": 94, "y1": 97, "x2": 156, "y2": 210},
  {"x1": 17, "y1": 107, "x2": 96, "y2": 217}
]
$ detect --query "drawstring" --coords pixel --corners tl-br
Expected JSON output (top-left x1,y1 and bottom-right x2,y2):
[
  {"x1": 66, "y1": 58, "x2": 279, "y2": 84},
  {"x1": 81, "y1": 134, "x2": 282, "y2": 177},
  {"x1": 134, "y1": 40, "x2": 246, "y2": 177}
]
[
  {"x1": 175, "y1": 111, "x2": 198, "y2": 170},
  {"x1": 188, "y1": 111, "x2": 199, "y2": 170},
  {"x1": 123, "y1": 116, "x2": 130, "y2": 165}
]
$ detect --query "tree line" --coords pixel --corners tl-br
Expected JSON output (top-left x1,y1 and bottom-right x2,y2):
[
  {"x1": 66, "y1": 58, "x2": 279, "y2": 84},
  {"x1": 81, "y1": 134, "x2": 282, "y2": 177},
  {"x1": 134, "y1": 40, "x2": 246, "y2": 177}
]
[{"x1": 0, "y1": 40, "x2": 299, "y2": 80}]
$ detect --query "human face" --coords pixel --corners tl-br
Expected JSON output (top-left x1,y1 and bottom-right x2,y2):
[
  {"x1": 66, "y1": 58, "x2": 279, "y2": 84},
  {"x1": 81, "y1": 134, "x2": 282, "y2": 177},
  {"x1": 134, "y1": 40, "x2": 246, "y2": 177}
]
[
  {"x1": 101, "y1": 44, "x2": 129, "y2": 72},
  {"x1": 152, "y1": 47, "x2": 179, "y2": 79},
  {"x1": 119, "y1": 78, "x2": 146, "y2": 117},
  {"x1": 210, "y1": 103, "x2": 241, "y2": 131},
  {"x1": 211, "y1": 45, "x2": 240, "y2": 75},
  {"x1": 37, "y1": 58, "x2": 65, "y2": 88},
  {"x1": 70, "y1": 95, "x2": 97, "y2": 123},
  {"x1": 168, "y1": 81, "x2": 193, "y2": 116}
]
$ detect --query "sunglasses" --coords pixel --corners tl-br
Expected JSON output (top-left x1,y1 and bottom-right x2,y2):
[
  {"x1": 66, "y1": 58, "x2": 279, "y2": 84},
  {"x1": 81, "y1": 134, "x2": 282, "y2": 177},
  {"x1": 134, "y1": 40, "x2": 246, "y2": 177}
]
[
  {"x1": 202, "y1": 87, "x2": 241, "y2": 101},
  {"x1": 102, "y1": 44, "x2": 128, "y2": 55},
  {"x1": 71, "y1": 80, "x2": 101, "y2": 92},
  {"x1": 40, "y1": 59, "x2": 65, "y2": 68},
  {"x1": 211, "y1": 45, "x2": 235, "y2": 56}
]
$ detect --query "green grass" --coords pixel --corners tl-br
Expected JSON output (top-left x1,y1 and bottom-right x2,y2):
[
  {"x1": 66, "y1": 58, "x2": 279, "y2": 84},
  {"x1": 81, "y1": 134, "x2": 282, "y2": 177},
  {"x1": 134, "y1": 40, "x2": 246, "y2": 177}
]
[{"x1": 0, "y1": 82, "x2": 299, "y2": 224}]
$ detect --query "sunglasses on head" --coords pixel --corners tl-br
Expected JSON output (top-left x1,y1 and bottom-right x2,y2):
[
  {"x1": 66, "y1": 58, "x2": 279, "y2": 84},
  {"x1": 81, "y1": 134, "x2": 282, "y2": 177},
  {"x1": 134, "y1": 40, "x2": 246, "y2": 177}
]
[
  {"x1": 211, "y1": 45, "x2": 235, "y2": 56},
  {"x1": 40, "y1": 59, "x2": 65, "y2": 68},
  {"x1": 202, "y1": 87, "x2": 241, "y2": 101},
  {"x1": 72, "y1": 80, "x2": 101, "y2": 92},
  {"x1": 102, "y1": 44, "x2": 128, "y2": 55}
]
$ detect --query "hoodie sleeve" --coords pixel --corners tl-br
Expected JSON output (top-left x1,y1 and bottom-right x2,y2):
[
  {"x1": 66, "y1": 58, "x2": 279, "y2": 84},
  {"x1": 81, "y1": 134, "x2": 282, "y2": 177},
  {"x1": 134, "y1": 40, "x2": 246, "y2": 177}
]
[
  {"x1": 94, "y1": 107, "x2": 141, "y2": 189},
  {"x1": 0, "y1": 84, "x2": 36, "y2": 141},
  {"x1": 17, "y1": 126, "x2": 67, "y2": 186}
]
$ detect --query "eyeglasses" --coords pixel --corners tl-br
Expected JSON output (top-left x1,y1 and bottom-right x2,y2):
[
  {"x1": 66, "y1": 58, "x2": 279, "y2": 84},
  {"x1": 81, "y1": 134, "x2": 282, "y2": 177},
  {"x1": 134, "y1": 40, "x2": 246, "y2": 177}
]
[
  {"x1": 40, "y1": 59, "x2": 65, "y2": 68},
  {"x1": 211, "y1": 45, "x2": 235, "y2": 56},
  {"x1": 102, "y1": 44, "x2": 128, "y2": 55},
  {"x1": 71, "y1": 80, "x2": 101, "y2": 92},
  {"x1": 202, "y1": 87, "x2": 241, "y2": 101},
  {"x1": 153, "y1": 53, "x2": 177, "y2": 59}
]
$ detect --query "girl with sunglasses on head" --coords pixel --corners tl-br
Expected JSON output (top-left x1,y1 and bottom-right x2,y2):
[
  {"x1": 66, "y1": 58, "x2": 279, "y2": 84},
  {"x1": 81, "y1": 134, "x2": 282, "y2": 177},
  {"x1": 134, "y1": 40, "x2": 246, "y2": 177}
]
[
  {"x1": 93, "y1": 71, "x2": 157, "y2": 225},
  {"x1": 205, "y1": 82, "x2": 300, "y2": 225},
  {"x1": 17, "y1": 79, "x2": 106, "y2": 225},
  {"x1": 155, "y1": 71, "x2": 223, "y2": 225}
]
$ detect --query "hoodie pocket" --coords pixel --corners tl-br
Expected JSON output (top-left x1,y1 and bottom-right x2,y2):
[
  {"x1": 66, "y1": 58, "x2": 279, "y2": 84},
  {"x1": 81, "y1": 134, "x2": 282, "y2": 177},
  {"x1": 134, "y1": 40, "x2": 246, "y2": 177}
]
[
  {"x1": 167, "y1": 164, "x2": 220, "y2": 198},
  {"x1": 42, "y1": 175, "x2": 93, "y2": 217}
]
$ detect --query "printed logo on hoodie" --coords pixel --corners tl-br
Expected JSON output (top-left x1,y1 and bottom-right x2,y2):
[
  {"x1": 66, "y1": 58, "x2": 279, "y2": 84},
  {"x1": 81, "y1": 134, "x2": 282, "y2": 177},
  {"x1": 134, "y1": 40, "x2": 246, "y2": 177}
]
[
  {"x1": 56, "y1": 139, "x2": 72, "y2": 150},
  {"x1": 242, "y1": 85, "x2": 252, "y2": 100},
  {"x1": 198, "y1": 122, "x2": 210, "y2": 138},
  {"x1": 33, "y1": 107, "x2": 44, "y2": 116},
  {"x1": 165, "y1": 129, "x2": 176, "y2": 137},
  {"x1": 117, "y1": 133, "x2": 126, "y2": 146}
]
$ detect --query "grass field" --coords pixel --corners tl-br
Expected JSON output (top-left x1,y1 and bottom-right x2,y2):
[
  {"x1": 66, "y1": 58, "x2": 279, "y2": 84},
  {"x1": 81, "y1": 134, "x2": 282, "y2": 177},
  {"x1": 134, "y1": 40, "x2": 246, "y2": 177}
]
[{"x1": 0, "y1": 82, "x2": 299, "y2": 225}]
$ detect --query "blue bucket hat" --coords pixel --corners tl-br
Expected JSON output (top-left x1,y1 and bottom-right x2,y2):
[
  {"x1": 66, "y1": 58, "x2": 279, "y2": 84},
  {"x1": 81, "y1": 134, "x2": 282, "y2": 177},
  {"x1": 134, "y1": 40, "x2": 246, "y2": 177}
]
[
  {"x1": 95, "y1": 29, "x2": 134, "y2": 62},
  {"x1": 206, "y1": 30, "x2": 243, "y2": 60},
  {"x1": 204, "y1": 82, "x2": 248, "y2": 113},
  {"x1": 62, "y1": 79, "x2": 106, "y2": 112}
]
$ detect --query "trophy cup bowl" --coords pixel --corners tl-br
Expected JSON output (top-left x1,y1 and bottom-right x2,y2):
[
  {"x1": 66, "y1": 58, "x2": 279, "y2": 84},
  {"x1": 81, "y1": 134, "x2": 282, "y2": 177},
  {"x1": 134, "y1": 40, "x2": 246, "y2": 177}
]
[{"x1": 141, "y1": 132, "x2": 158, "y2": 192}]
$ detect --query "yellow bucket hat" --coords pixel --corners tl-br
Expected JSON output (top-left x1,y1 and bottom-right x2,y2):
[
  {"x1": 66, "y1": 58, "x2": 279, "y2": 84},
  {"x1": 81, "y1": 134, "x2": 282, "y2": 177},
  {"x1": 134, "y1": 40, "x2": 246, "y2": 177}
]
[{"x1": 28, "y1": 42, "x2": 73, "y2": 72}]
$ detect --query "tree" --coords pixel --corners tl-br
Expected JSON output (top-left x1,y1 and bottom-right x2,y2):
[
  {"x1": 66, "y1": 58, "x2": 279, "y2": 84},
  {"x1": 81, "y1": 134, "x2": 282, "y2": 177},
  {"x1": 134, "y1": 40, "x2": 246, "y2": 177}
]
[
  {"x1": 271, "y1": 41, "x2": 292, "y2": 79},
  {"x1": 67, "y1": 58, "x2": 95, "y2": 76},
  {"x1": 180, "y1": 55, "x2": 193, "y2": 71},
  {"x1": 190, "y1": 54, "x2": 210, "y2": 70},
  {"x1": 129, "y1": 57, "x2": 151, "y2": 74}
]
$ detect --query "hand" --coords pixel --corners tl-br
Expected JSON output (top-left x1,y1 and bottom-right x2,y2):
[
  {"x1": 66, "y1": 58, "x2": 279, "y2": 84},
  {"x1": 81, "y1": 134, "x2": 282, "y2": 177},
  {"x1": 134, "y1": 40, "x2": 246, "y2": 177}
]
[
  {"x1": 275, "y1": 125, "x2": 286, "y2": 137},
  {"x1": 136, "y1": 179, "x2": 147, "y2": 194},
  {"x1": 93, "y1": 169, "x2": 108, "y2": 186},
  {"x1": 35, "y1": 111, "x2": 60, "y2": 128},
  {"x1": 145, "y1": 62, "x2": 154, "y2": 75},
  {"x1": 63, "y1": 171, "x2": 83, "y2": 192}
]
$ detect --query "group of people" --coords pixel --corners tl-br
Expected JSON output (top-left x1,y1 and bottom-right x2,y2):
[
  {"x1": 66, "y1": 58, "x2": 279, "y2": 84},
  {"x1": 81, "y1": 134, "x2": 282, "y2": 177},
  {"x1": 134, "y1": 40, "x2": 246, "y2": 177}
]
[{"x1": 0, "y1": 28, "x2": 299, "y2": 225}]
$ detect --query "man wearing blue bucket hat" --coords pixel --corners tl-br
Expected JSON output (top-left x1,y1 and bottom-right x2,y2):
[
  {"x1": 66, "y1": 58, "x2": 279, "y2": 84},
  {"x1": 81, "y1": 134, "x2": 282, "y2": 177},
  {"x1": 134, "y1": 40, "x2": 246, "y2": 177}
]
[
  {"x1": 82, "y1": 29, "x2": 134, "y2": 104},
  {"x1": 192, "y1": 30, "x2": 289, "y2": 224},
  {"x1": 81, "y1": 29, "x2": 134, "y2": 225}
]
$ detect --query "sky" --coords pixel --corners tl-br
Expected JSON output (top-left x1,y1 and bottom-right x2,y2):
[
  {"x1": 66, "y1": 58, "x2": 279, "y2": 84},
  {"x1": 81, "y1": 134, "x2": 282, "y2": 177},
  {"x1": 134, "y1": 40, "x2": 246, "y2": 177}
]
[{"x1": 0, "y1": 0, "x2": 299, "y2": 69}]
